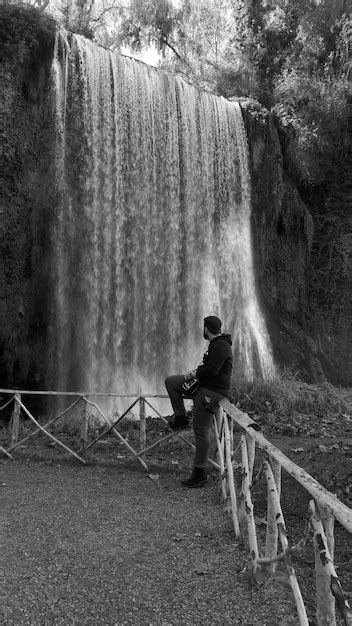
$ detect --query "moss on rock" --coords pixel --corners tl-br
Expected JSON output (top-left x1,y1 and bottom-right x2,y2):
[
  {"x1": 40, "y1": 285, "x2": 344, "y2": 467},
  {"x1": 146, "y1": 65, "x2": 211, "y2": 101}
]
[
  {"x1": 0, "y1": 5, "x2": 57, "y2": 389},
  {"x1": 241, "y1": 99, "x2": 351, "y2": 385}
]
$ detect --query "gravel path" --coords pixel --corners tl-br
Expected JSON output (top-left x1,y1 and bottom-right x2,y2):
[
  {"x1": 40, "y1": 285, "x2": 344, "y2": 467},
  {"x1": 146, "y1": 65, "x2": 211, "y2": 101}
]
[{"x1": 1, "y1": 454, "x2": 286, "y2": 625}]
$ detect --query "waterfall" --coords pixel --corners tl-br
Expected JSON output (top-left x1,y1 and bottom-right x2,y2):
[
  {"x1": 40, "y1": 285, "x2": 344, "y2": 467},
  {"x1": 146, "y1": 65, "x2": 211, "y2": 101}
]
[{"x1": 50, "y1": 32, "x2": 275, "y2": 397}]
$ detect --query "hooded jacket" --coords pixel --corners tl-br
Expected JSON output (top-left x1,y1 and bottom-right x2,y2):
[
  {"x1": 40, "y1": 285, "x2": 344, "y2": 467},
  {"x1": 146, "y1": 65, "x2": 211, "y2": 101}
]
[{"x1": 196, "y1": 333, "x2": 233, "y2": 396}]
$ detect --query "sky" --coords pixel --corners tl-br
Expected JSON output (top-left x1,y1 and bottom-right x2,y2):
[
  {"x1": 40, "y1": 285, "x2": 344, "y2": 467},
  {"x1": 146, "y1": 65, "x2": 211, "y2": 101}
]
[{"x1": 121, "y1": 44, "x2": 160, "y2": 67}]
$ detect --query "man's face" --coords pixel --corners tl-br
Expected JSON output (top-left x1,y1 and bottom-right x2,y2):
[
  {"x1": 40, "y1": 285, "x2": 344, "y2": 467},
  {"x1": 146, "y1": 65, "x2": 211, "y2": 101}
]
[{"x1": 203, "y1": 326, "x2": 210, "y2": 340}]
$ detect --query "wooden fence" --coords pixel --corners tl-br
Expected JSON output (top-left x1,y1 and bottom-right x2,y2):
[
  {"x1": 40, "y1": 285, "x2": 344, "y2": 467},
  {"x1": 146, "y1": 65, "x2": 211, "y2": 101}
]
[
  {"x1": 0, "y1": 389, "x2": 351, "y2": 625},
  {"x1": 218, "y1": 399, "x2": 352, "y2": 626}
]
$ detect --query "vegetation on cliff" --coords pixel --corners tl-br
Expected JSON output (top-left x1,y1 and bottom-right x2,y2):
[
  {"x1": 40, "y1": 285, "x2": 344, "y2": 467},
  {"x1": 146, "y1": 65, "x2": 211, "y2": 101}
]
[
  {"x1": 0, "y1": 3, "x2": 56, "y2": 64},
  {"x1": 0, "y1": 3, "x2": 57, "y2": 389}
]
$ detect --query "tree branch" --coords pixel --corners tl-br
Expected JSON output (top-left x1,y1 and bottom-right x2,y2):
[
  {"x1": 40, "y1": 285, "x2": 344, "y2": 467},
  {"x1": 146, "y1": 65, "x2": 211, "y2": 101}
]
[
  {"x1": 160, "y1": 35, "x2": 191, "y2": 69},
  {"x1": 90, "y1": 2, "x2": 121, "y2": 24}
]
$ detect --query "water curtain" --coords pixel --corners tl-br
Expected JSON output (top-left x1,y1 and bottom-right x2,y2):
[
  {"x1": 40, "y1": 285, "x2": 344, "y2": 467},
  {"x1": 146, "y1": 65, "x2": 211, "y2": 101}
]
[{"x1": 50, "y1": 32, "x2": 275, "y2": 396}]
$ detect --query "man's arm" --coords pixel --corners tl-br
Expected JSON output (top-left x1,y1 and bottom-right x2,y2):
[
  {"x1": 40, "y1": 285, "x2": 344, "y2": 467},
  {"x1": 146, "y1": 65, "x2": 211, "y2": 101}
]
[{"x1": 196, "y1": 342, "x2": 227, "y2": 381}]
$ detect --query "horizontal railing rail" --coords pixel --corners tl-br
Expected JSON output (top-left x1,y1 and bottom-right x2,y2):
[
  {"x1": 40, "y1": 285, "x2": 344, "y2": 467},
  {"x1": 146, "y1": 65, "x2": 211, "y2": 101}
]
[
  {"x1": 0, "y1": 388, "x2": 167, "y2": 397},
  {"x1": 1, "y1": 389, "x2": 351, "y2": 625},
  {"x1": 221, "y1": 399, "x2": 352, "y2": 534}
]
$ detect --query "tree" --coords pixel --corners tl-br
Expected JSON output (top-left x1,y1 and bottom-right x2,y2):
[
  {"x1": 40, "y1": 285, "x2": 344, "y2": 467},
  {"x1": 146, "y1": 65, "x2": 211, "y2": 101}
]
[
  {"x1": 270, "y1": 1, "x2": 351, "y2": 184},
  {"x1": 16, "y1": 0, "x2": 349, "y2": 185},
  {"x1": 0, "y1": 0, "x2": 50, "y2": 8},
  {"x1": 41, "y1": 0, "x2": 122, "y2": 40},
  {"x1": 102, "y1": 0, "x2": 254, "y2": 94},
  {"x1": 56, "y1": 0, "x2": 96, "y2": 38}
]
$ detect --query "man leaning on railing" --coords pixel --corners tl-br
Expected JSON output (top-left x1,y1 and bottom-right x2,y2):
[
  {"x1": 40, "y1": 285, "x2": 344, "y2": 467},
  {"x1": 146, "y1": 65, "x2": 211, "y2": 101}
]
[{"x1": 165, "y1": 315, "x2": 233, "y2": 488}]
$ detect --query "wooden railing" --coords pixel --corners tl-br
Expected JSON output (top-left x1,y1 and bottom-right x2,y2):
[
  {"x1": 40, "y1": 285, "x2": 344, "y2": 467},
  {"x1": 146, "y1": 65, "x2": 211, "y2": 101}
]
[
  {"x1": 1, "y1": 389, "x2": 351, "y2": 625},
  {"x1": 218, "y1": 399, "x2": 352, "y2": 626}
]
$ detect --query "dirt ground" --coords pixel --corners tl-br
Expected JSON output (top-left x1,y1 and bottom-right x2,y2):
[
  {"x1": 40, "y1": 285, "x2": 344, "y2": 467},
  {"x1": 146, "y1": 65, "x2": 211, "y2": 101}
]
[{"x1": 1, "y1": 415, "x2": 351, "y2": 625}]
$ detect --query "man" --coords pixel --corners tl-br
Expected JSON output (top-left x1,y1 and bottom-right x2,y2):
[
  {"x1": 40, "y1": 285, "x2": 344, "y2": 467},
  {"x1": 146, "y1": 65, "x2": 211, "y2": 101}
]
[{"x1": 165, "y1": 315, "x2": 233, "y2": 488}]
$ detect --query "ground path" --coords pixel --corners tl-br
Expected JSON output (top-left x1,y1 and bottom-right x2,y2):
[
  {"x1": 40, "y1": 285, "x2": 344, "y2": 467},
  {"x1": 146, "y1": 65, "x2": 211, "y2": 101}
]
[{"x1": 2, "y1": 452, "x2": 294, "y2": 626}]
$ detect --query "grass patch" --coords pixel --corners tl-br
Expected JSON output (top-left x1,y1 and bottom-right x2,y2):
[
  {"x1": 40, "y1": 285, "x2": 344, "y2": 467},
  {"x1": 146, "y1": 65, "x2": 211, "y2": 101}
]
[{"x1": 232, "y1": 370, "x2": 351, "y2": 422}]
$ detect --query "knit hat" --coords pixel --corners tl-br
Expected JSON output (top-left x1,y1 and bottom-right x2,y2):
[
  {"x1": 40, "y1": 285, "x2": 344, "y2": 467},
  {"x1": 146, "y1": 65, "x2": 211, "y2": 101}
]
[{"x1": 204, "y1": 315, "x2": 222, "y2": 334}]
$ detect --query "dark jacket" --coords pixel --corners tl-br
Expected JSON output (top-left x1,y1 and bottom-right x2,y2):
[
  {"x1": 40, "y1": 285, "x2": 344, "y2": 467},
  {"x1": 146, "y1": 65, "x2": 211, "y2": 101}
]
[{"x1": 196, "y1": 334, "x2": 233, "y2": 396}]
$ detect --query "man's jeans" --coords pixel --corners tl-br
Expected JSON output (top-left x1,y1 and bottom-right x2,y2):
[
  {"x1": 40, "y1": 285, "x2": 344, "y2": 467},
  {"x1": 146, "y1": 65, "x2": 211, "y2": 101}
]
[{"x1": 165, "y1": 375, "x2": 225, "y2": 469}]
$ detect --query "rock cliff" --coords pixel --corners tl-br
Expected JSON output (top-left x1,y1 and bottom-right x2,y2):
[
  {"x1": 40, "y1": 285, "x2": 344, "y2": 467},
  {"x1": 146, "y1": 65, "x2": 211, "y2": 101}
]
[
  {"x1": 242, "y1": 101, "x2": 351, "y2": 386},
  {"x1": 0, "y1": 6, "x2": 56, "y2": 390}
]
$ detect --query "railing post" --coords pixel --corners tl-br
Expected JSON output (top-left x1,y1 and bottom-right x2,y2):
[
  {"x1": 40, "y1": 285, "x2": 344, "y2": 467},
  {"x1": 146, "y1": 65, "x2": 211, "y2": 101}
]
[
  {"x1": 264, "y1": 461, "x2": 309, "y2": 625},
  {"x1": 265, "y1": 458, "x2": 282, "y2": 573},
  {"x1": 245, "y1": 433, "x2": 255, "y2": 484},
  {"x1": 229, "y1": 415, "x2": 234, "y2": 455},
  {"x1": 10, "y1": 393, "x2": 21, "y2": 447},
  {"x1": 308, "y1": 500, "x2": 351, "y2": 626},
  {"x1": 310, "y1": 499, "x2": 336, "y2": 625},
  {"x1": 139, "y1": 396, "x2": 146, "y2": 459},
  {"x1": 318, "y1": 503, "x2": 335, "y2": 561},
  {"x1": 213, "y1": 411, "x2": 227, "y2": 502},
  {"x1": 240, "y1": 433, "x2": 259, "y2": 569},
  {"x1": 223, "y1": 412, "x2": 240, "y2": 537},
  {"x1": 80, "y1": 397, "x2": 88, "y2": 442}
]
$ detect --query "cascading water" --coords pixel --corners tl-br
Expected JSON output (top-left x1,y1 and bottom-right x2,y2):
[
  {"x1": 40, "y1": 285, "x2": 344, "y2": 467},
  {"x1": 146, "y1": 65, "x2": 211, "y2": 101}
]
[{"x1": 50, "y1": 32, "x2": 275, "y2": 399}]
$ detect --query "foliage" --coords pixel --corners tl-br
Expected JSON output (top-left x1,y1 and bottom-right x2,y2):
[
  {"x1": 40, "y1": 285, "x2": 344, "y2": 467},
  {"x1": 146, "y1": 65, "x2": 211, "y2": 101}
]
[
  {"x1": 270, "y1": 4, "x2": 351, "y2": 185},
  {"x1": 114, "y1": 0, "x2": 180, "y2": 50},
  {"x1": 111, "y1": 0, "x2": 261, "y2": 94},
  {"x1": 0, "y1": 3, "x2": 56, "y2": 63},
  {"x1": 4, "y1": 0, "x2": 124, "y2": 40},
  {"x1": 91, "y1": 0, "x2": 351, "y2": 186},
  {"x1": 273, "y1": 72, "x2": 349, "y2": 184},
  {"x1": 308, "y1": 185, "x2": 352, "y2": 335},
  {"x1": 51, "y1": 0, "x2": 97, "y2": 39},
  {"x1": 10, "y1": 0, "x2": 349, "y2": 186},
  {"x1": 1, "y1": 0, "x2": 50, "y2": 9}
]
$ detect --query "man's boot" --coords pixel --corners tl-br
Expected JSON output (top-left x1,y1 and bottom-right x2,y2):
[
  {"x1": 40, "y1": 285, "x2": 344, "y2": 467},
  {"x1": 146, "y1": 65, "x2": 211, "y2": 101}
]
[
  {"x1": 169, "y1": 414, "x2": 190, "y2": 431},
  {"x1": 181, "y1": 467, "x2": 207, "y2": 488}
]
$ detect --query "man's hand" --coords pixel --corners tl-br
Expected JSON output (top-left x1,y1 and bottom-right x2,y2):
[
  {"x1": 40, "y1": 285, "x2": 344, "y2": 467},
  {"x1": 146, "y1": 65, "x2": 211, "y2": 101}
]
[{"x1": 184, "y1": 370, "x2": 197, "y2": 381}]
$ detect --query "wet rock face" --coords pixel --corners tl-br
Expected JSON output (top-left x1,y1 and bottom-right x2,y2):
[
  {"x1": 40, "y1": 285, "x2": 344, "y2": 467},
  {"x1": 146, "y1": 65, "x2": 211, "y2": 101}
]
[
  {"x1": 240, "y1": 104, "x2": 312, "y2": 372},
  {"x1": 242, "y1": 103, "x2": 312, "y2": 322},
  {"x1": 0, "y1": 8, "x2": 56, "y2": 390},
  {"x1": 241, "y1": 102, "x2": 350, "y2": 385}
]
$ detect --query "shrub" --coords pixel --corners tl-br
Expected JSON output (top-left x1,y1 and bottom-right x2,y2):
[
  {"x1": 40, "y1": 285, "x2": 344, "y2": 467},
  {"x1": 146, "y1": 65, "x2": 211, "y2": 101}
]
[
  {"x1": 0, "y1": 4, "x2": 56, "y2": 65},
  {"x1": 232, "y1": 370, "x2": 350, "y2": 421}
]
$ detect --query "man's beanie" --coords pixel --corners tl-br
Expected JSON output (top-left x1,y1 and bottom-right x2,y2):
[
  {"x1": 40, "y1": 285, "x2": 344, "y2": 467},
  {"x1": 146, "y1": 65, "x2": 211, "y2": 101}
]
[{"x1": 204, "y1": 315, "x2": 222, "y2": 334}]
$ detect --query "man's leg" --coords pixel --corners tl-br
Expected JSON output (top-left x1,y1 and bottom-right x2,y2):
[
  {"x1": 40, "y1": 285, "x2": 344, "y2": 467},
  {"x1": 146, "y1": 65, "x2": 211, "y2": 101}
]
[
  {"x1": 192, "y1": 392, "x2": 214, "y2": 469},
  {"x1": 165, "y1": 375, "x2": 193, "y2": 429},
  {"x1": 181, "y1": 388, "x2": 224, "y2": 487},
  {"x1": 165, "y1": 375, "x2": 187, "y2": 416}
]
